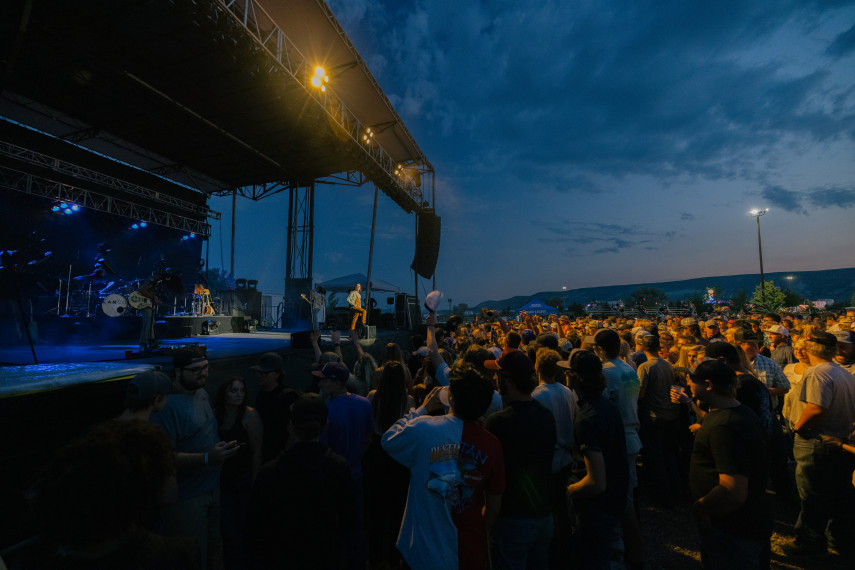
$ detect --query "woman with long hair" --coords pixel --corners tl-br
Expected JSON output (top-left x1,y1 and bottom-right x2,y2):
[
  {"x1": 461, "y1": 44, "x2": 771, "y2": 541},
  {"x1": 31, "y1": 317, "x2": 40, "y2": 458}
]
[
  {"x1": 365, "y1": 362, "x2": 415, "y2": 569},
  {"x1": 213, "y1": 377, "x2": 263, "y2": 570}
]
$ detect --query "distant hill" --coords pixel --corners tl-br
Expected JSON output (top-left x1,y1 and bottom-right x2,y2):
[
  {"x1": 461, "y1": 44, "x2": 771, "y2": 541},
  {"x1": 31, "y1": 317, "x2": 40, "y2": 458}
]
[{"x1": 473, "y1": 267, "x2": 855, "y2": 311}]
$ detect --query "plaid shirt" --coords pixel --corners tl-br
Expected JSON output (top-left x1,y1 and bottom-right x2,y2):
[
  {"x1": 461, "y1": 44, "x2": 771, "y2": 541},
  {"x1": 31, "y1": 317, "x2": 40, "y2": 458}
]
[{"x1": 750, "y1": 353, "x2": 790, "y2": 409}]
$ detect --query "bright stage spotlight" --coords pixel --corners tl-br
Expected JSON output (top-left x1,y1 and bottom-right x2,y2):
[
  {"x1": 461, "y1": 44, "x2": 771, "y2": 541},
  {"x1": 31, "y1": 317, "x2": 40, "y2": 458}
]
[
  {"x1": 311, "y1": 67, "x2": 329, "y2": 92},
  {"x1": 51, "y1": 205, "x2": 60, "y2": 212},
  {"x1": 70, "y1": 204, "x2": 80, "y2": 211},
  {"x1": 63, "y1": 208, "x2": 73, "y2": 214},
  {"x1": 131, "y1": 223, "x2": 139, "y2": 229},
  {"x1": 60, "y1": 202, "x2": 68, "y2": 209},
  {"x1": 140, "y1": 221, "x2": 147, "y2": 228}
]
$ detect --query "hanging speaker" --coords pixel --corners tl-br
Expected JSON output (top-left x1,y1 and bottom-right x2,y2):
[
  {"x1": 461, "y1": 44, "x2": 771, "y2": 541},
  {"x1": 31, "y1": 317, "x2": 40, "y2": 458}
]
[{"x1": 410, "y1": 209, "x2": 441, "y2": 279}]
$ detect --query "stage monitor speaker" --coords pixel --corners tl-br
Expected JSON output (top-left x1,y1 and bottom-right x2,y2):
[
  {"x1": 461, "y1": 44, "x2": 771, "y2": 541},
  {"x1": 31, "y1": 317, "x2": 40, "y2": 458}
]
[
  {"x1": 360, "y1": 325, "x2": 376, "y2": 340},
  {"x1": 410, "y1": 209, "x2": 441, "y2": 279}
]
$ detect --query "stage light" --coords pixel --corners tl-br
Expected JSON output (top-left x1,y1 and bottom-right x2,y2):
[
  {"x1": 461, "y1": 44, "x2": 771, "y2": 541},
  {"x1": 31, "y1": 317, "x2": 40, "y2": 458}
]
[
  {"x1": 51, "y1": 206, "x2": 60, "y2": 212},
  {"x1": 189, "y1": 233, "x2": 196, "y2": 238},
  {"x1": 60, "y1": 202, "x2": 68, "y2": 209},
  {"x1": 311, "y1": 67, "x2": 329, "y2": 92},
  {"x1": 131, "y1": 223, "x2": 139, "y2": 229},
  {"x1": 140, "y1": 221, "x2": 147, "y2": 228},
  {"x1": 70, "y1": 204, "x2": 80, "y2": 211},
  {"x1": 64, "y1": 208, "x2": 73, "y2": 214}
]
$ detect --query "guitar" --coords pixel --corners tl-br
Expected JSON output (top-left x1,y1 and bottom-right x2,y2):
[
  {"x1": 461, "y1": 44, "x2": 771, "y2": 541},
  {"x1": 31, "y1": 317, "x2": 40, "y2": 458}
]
[{"x1": 128, "y1": 290, "x2": 154, "y2": 310}]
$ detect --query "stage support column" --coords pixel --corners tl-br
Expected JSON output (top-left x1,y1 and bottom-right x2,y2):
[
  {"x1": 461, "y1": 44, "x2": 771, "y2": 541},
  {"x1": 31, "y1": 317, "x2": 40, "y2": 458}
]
[
  {"x1": 365, "y1": 185, "x2": 378, "y2": 326},
  {"x1": 282, "y1": 183, "x2": 315, "y2": 327}
]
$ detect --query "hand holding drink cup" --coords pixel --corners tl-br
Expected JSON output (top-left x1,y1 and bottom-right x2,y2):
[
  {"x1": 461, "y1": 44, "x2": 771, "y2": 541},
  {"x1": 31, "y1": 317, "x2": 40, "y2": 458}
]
[{"x1": 670, "y1": 384, "x2": 689, "y2": 404}]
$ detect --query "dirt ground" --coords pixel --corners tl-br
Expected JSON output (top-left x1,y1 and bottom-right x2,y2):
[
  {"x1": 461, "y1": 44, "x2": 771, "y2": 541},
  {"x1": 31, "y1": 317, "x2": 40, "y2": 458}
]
[{"x1": 637, "y1": 488, "x2": 854, "y2": 569}]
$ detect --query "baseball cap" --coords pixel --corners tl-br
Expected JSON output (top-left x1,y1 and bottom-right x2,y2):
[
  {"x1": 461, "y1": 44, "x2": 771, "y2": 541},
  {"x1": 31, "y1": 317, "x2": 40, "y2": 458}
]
[
  {"x1": 809, "y1": 331, "x2": 837, "y2": 347},
  {"x1": 172, "y1": 346, "x2": 207, "y2": 369},
  {"x1": 764, "y1": 324, "x2": 789, "y2": 336},
  {"x1": 126, "y1": 370, "x2": 171, "y2": 400},
  {"x1": 521, "y1": 329, "x2": 536, "y2": 343},
  {"x1": 832, "y1": 330, "x2": 855, "y2": 344},
  {"x1": 733, "y1": 329, "x2": 761, "y2": 343},
  {"x1": 311, "y1": 361, "x2": 350, "y2": 383},
  {"x1": 251, "y1": 352, "x2": 284, "y2": 373},
  {"x1": 483, "y1": 350, "x2": 533, "y2": 381}
]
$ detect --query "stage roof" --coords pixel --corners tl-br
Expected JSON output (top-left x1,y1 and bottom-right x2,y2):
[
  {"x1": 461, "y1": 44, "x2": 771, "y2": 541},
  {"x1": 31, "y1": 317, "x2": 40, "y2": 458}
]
[{"x1": 0, "y1": 0, "x2": 432, "y2": 212}]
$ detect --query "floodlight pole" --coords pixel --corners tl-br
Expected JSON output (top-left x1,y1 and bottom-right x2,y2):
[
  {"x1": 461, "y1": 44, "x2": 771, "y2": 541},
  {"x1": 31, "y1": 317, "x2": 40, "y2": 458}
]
[{"x1": 750, "y1": 209, "x2": 767, "y2": 303}]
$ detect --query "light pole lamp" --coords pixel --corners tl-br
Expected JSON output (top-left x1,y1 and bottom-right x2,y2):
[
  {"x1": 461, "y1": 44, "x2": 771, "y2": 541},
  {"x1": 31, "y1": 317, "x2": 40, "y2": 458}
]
[{"x1": 748, "y1": 208, "x2": 768, "y2": 303}]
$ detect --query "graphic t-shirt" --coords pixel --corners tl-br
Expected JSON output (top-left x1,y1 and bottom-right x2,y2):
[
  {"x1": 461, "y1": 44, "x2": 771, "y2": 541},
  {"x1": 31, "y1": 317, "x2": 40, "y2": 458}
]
[{"x1": 382, "y1": 409, "x2": 506, "y2": 570}]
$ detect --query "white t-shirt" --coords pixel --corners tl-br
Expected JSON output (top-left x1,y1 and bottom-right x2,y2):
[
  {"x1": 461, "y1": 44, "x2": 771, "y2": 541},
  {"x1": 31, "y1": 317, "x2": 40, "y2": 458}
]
[{"x1": 532, "y1": 382, "x2": 577, "y2": 472}]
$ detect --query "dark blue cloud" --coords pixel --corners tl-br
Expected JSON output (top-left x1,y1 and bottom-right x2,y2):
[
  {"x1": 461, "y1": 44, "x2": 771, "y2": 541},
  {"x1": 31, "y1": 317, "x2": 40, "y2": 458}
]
[
  {"x1": 681, "y1": 212, "x2": 695, "y2": 221},
  {"x1": 827, "y1": 23, "x2": 855, "y2": 57},
  {"x1": 761, "y1": 185, "x2": 807, "y2": 214},
  {"x1": 809, "y1": 186, "x2": 855, "y2": 208}
]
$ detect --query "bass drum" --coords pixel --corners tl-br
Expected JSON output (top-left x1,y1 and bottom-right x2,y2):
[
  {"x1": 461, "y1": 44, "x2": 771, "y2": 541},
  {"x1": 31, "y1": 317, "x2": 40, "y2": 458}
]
[{"x1": 101, "y1": 294, "x2": 129, "y2": 317}]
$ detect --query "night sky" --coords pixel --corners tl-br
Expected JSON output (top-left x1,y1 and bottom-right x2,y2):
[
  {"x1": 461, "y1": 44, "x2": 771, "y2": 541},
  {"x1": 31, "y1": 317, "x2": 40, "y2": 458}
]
[{"x1": 209, "y1": 1, "x2": 855, "y2": 306}]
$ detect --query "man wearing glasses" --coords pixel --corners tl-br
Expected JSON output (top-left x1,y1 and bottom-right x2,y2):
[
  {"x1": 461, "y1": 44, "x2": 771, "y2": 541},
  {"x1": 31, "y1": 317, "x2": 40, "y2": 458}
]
[{"x1": 152, "y1": 347, "x2": 241, "y2": 569}]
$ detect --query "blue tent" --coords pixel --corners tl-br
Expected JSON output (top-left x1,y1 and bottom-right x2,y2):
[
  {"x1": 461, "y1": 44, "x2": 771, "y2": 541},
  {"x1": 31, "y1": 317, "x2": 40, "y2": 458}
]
[{"x1": 516, "y1": 297, "x2": 556, "y2": 317}]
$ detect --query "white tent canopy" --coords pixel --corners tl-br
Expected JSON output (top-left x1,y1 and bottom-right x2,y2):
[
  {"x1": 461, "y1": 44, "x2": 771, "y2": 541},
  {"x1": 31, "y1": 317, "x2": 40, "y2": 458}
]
[{"x1": 317, "y1": 273, "x2": 399, "y2": 293}]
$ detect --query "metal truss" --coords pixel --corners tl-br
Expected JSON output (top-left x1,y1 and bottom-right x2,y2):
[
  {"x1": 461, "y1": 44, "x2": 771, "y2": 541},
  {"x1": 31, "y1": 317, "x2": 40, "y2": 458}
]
[
  {"x1": 0, "y1": 165, "x2": 214, "y2": 237},
  {"x1": 285, "y1": 184, "x2": 314, "y2": 281},
  {"x1": 205, "y1": 0, "x2": 430, "y2": 212},
  {"x1": 0, "y1": 139, "x2": 219, "y2": 219},
  {"x1": 208, "y1": 171, "x2": 368, "y2": 201},
  {"x1": 208, "y1": 181, "x2": 290, "y2": 200}
]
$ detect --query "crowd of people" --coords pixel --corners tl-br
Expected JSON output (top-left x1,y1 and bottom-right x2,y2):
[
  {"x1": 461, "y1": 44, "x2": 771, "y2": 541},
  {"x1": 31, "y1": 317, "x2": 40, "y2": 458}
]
[{"x1": 16, "y1": 306, "x2": 855, "y2": 569}]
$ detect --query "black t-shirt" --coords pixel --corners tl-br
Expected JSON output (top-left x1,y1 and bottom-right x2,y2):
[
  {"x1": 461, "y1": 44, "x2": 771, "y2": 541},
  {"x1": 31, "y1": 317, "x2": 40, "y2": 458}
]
[
  {"x1": 255, "y1": 385, "x2": 299, "y2": 463},
  {"x1": 574, "y1": 394, "x2": 629, "y2": 516},
  {"x1": 486, "y1": 399, "x2": 556, "y2": 517},
  {"x1": 247, "y1": 442, "x2": 355, "y2": 569},
  {"x1": 689, "y1": 404, "x2": 771, "y2": 540}
]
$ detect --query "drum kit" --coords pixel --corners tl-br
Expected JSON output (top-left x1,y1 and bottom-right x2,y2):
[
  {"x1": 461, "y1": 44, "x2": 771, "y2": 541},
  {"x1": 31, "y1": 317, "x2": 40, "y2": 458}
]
[
  {"x1": 57, "y1": 274, "x2": 221, "y2": 318},
  {"x1": 54, "y1": 247, "x2": 219, "y2": 318}
]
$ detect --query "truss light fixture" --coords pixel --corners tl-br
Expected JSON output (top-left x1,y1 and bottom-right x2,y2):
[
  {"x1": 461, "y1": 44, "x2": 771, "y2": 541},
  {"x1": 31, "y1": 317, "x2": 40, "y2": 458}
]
[
  {"x1": 363, "y1": 127, "x2": 374, "y2": 144},
  {"x1": 311, "y1": 66, "x2": 329, "y2": 92},
  {"x1": 139, "y1": 221, "x2": 147, "y2": 228},
  {"x1": 131, "y1": 223, "x2": 139, "y2": 229}
]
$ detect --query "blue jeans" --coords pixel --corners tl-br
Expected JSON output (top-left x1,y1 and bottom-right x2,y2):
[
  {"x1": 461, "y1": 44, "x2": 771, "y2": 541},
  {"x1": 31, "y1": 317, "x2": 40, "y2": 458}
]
[
  {"x1": 793, "y1": 434, "x2": 855, "y2": 549},
  {"x1": 698, "y1": 525, "x2": 768, "y2": 569},
  {"x1": 491, "y1": 515, "x2": 553, "y2": 570}
]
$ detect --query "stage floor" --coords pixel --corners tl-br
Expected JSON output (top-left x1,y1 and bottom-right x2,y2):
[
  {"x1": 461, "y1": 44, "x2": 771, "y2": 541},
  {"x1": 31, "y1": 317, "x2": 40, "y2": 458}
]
[{"x1": 0, "y1": 329, "x2": 304, "y2": 398}]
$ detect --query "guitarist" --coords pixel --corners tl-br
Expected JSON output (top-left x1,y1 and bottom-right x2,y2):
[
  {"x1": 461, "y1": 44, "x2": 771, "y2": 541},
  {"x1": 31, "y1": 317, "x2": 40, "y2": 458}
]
[
  {"x1": 136, "y1": 270, "x2": 184, "y2": 352},
  {"x1": 301, "y1": 285, "x2": 326, "y2": 331}
]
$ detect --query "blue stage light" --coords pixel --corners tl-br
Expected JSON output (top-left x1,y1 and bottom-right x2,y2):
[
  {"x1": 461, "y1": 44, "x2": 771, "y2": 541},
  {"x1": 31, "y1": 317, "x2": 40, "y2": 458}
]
[
  {"x1": 131, "y1": 223, "x2": 139, "y2": 229},
  {"x1": 51, "y1": 206, "x2": 61, "y2": 212},
  {"x1": 70, "y1": 204, "x2": 80, "y2": 211},
  {"x1": 140, "y1": 222, "x2": 147, "y2": 228},
  {"x1": 181, "y1": 235, "x2": 189, "y2": 240},
  {"x1": 64, "y1": 209, "x2": 73, "y2": 214},
  {"x1": 189, "y1": 233, "x2": 196, "y2": 238},
  {"x1": 59, "y1": 202, "x2": 68, "y2": 209}
]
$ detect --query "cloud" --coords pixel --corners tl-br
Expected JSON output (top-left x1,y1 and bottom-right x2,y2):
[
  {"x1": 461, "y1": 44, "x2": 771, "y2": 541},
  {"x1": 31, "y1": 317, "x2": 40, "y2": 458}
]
[
  {"x1": 332, "y1": 0, "x2": 855, "y2": 197},
  {"x1": 808, "y1": 186, "x2": 855, "y2": 208},
  {"x1": 539, "y1": 219, "x2": 676, "y2": 255},
  {"x1": 680, "y1": 212, "x2": 695, "y2": 221},
  {"x1": 760, "y1": 185, "x2": 806, "y2": 214},
  {"x1": 826, "y1": 23, "x2": 855, "y2": 57}
]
